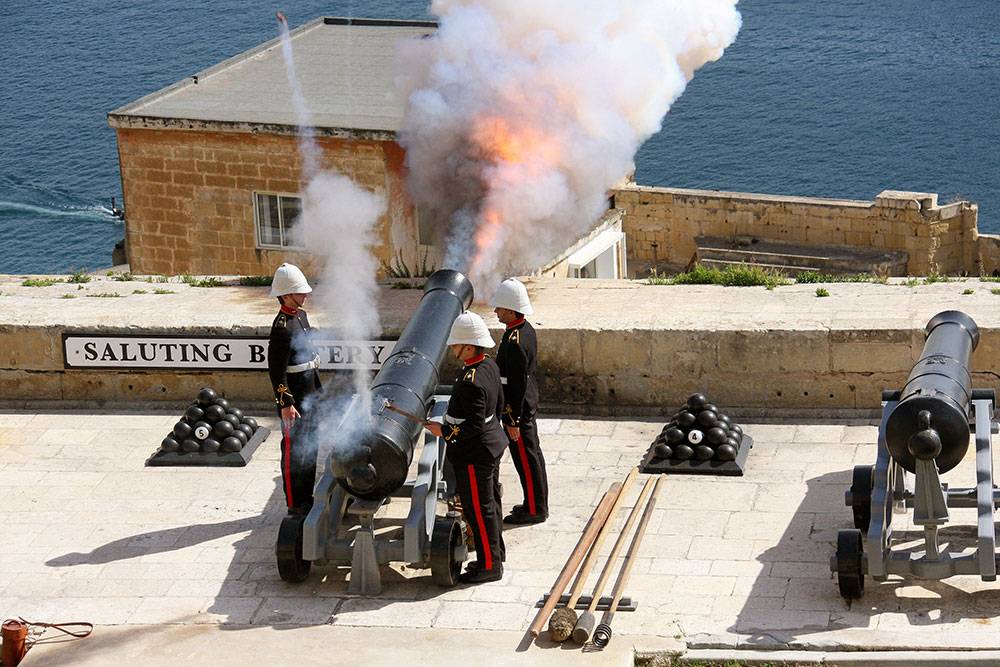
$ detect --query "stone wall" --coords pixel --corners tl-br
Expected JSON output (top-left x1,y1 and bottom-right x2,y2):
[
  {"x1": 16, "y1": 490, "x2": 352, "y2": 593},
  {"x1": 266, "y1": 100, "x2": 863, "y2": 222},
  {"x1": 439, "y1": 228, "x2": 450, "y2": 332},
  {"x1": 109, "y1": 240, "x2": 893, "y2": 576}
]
[
  {"x1": 613, "y1": 184, "x2": 980, "y2": 276},
  {"x1": 116, "y1": 128, "x2": 420, "y2": 276}
]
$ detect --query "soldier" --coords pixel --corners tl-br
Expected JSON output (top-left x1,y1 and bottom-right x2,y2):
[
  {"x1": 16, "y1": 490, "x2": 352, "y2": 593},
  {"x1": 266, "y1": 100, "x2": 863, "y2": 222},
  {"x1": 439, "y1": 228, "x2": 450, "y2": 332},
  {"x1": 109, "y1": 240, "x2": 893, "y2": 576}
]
[
  {"x1": 268, "y1": 263, "x2": 323, "y2": 515},
  {"x1": 425, "y1": 312, "x2": 506, "y2": 583},
  {"x1": 491, "y1": 278, "x2": 548, "y2": 524}
]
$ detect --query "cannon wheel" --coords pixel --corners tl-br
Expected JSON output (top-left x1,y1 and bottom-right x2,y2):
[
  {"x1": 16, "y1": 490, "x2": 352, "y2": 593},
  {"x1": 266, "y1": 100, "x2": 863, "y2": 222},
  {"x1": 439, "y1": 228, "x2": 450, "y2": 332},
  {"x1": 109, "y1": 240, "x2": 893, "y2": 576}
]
[
  {"x1": 836, "y1": 529, "x2": 865, "y2": 600},
  {"x1": 276, "y1": 514, "x2": 311, "y2": 583},
  {"x1": 430, "y1": 516, "x2": 464, "y2": 586},
  {"x1": 851, "y1": 465, "x2": 874, "y2": 532}
]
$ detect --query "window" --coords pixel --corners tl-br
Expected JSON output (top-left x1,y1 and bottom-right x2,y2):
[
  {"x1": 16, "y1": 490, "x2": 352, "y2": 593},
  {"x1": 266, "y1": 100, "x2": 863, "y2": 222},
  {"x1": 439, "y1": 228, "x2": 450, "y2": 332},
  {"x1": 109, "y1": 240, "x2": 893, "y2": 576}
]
[{"x1": 254, "y1": 192, "x2": 302, "y2": 248}]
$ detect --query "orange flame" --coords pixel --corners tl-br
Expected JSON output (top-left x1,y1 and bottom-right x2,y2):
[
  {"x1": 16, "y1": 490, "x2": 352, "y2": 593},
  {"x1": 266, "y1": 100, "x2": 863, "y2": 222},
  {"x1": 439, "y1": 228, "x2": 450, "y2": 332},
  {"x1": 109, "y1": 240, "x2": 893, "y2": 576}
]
[{"x1": 466, "y1": 116, "x2": 562, "y2": 279}]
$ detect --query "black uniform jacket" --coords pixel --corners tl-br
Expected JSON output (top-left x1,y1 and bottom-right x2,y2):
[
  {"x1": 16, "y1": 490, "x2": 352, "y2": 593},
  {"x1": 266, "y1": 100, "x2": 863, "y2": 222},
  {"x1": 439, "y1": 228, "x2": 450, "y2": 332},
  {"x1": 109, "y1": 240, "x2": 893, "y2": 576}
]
[
  {"x1": 267, "y1": 306, "x2": 322, "y2": 409},
  {"x1": 443, "y1": 355, "x2": 507, "y2": 459},
  {"x1": 495, "y1": 318, "x2": 539, "y2": 427}
]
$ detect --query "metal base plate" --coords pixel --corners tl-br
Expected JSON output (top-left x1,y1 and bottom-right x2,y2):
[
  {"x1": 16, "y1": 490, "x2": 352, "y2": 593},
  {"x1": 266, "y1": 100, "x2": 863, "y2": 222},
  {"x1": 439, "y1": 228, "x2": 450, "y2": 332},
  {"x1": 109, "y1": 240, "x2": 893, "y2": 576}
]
[
  {"x1": 639, "y1": 435, "x2": 753, "y2": 476},
  {"x1": 536, "y1": 594, "x2": 637, "y2": 612},
  {"x1": 146, "y1": 427, "x2": 270, "y2": 467}
]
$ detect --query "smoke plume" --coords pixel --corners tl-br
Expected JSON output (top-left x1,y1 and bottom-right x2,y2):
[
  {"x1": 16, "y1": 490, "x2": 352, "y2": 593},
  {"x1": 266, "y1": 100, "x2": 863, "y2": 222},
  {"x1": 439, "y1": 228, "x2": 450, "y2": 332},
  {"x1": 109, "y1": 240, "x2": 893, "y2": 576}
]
[
  {"x1": 397, "y1": 0, "x2": 742, "y2": 289},
  {"x1": 277, "y1": 14, "x2": 387, "y2": 458}
]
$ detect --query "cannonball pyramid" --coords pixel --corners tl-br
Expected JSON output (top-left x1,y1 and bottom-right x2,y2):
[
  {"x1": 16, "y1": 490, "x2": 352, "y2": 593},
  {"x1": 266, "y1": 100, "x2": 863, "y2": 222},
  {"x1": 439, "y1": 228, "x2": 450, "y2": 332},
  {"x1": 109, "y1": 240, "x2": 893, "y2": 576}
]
[
  {"x1": 147, "y1": 387, "x2": 270, "y2": 467},
  {"x1": 639, "y1": 393, "x2": 753, "y2": 476}
]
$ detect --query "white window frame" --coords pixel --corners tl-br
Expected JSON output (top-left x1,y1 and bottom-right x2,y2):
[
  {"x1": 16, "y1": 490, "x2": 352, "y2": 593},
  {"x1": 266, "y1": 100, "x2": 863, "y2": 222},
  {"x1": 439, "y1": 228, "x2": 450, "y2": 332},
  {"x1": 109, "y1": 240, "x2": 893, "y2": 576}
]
[{"x1": 253, "y1": 191, "x2": 304, "y2": 250}]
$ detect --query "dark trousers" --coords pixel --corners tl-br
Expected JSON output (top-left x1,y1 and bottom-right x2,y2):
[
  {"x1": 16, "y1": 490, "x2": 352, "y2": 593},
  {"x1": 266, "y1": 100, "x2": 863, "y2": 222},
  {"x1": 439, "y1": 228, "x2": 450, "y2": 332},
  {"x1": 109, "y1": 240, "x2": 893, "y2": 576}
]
[
  {"x1": 277, "y1": 410, "x2": 317, "y2": 511},
  {"x1": 507, "y1": 417, "x2": 548, "y2": 516},
  {"x1": 452, "y1": 448, "x2": 503, "y2": 572}
]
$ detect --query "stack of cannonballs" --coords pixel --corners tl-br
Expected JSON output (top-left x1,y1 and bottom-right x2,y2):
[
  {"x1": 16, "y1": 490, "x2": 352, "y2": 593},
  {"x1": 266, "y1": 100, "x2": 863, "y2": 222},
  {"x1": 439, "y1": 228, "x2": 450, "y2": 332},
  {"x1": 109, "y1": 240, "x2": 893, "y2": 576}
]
[
  {"x1": 159, "y1": 387, "x2": 260, "y2": 455},
  {"x1": 651, "y1": 393, "x2": 745, "y2": 463}
]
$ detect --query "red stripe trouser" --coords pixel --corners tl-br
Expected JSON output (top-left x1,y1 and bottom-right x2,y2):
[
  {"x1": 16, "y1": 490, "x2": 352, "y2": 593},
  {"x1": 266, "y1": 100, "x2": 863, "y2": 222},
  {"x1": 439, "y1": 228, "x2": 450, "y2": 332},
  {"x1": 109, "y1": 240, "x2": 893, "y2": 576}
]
[
  {"x1": 452, "y1": 450, "x2": 503, "y2": 571},
  {"x1": 507, "y1": 417, "x2": 548, "y2": 516}
]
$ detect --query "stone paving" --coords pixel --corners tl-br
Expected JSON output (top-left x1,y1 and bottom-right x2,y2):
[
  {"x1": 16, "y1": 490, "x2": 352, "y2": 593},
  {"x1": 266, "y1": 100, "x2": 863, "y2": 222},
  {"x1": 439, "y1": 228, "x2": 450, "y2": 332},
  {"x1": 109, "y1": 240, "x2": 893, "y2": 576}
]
[{"x1": 5, "y1": 410, "x2": 1000, "y2": 663}]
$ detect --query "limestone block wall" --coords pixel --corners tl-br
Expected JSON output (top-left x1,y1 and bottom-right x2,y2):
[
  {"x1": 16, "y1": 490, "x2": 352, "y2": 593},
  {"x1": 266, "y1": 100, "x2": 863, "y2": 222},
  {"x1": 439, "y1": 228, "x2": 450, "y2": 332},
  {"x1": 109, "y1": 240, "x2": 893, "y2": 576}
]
[
  {"x1": 5, "y1": 320, "x2": 999, "y2": 415},
  {"x1": 613, "y1": 185, "x2": 980, "y2": 277},
  {"x1": 534, "y1": 326, "x2": 1000, "y2": 416},
  {"x1": 116, "y1": 128, "x2": 418, "y2": 276}
]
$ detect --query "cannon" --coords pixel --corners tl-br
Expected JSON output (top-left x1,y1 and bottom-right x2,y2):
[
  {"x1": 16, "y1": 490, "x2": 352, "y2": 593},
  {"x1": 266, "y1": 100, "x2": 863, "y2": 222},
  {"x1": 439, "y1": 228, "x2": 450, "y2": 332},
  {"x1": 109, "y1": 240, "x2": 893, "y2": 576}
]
[
  {"x1": 832, "y1": 310, "x2": 999, "y2": 599},
  {"x1": 276, "y1": 269, "x2": 474, "y2": 592}
]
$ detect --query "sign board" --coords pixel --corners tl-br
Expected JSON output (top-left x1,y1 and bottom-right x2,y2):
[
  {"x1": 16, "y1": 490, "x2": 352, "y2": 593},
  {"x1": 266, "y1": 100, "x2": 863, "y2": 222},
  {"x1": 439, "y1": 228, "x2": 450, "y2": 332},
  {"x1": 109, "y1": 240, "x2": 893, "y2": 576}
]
[{"x1": 63, "y1": 334, "x2": 396, "y2": 371}]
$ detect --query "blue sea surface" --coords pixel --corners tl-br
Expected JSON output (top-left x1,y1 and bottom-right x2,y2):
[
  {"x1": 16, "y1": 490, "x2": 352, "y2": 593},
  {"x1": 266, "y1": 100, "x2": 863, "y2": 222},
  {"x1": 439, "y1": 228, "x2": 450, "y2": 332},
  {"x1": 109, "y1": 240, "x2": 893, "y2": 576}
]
[{"x1": 2, "y1": 1, "x2": 998, "y2": 274}]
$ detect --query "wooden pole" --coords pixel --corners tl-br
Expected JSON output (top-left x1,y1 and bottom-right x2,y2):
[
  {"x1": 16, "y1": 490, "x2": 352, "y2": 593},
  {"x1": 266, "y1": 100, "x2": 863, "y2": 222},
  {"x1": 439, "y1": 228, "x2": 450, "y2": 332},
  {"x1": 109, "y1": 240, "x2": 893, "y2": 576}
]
[
  {"x1": 571, "y1": 474, "x2": 656, "y2": 643},
  {"x1": 593, "y1": 474, "x2": 665, "y2": 647},
  {"x1": 527, "y1": 481, "x2": 622, "y2": 638},
  {"x1": 564, "y1": 467, "x2": 639, "y2": 609}
]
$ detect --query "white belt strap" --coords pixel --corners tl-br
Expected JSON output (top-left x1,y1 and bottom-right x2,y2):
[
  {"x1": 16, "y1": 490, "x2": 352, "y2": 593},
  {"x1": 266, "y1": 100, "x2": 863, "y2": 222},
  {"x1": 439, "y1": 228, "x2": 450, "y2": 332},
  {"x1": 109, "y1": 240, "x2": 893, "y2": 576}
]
[
  {"x1": 287, "y1": 354, "x2": 321, "y2": 373},
  {"x1": 445, "y1": 414, "x2": 494, "y2": 424}
]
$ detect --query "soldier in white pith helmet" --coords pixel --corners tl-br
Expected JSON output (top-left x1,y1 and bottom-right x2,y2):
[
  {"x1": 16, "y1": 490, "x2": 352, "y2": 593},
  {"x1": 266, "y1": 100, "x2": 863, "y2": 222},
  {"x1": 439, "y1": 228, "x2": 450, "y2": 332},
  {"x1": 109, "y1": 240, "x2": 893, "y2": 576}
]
[
  {"x1": 268, "y1": 263, "x2": 322, "y2": 515},
  {"x1": 491, "y1": 278, "x2": 548, "y2": 524},
  {"x1": 425, "y1": 311, "x2": 506, "y2": 583}
]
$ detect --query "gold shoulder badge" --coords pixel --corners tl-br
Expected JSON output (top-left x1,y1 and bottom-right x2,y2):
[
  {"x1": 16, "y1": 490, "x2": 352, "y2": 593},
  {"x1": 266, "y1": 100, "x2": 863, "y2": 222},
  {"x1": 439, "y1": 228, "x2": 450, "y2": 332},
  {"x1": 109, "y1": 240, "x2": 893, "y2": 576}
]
[
  {"x1": 510, "y1": 329, "x2": 520, "y2": 344},
  {"x1": 276, "y1": 314, "x2": 288, "y2": 328},
  {"x1": 463, "y1": 368, "x2": 477, "y2": 383}
]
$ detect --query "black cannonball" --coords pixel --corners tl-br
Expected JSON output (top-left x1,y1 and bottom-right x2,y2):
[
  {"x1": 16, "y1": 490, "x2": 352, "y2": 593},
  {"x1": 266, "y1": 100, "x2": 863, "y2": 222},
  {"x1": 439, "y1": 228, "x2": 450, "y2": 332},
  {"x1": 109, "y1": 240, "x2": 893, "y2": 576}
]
[
  {"x1": 696, "y1": 410, "x2": 719, "y2": 428},
  {"x1": 197, "y1": 387, "x2": 217, "y2": 406},
  {"x1": 726, "y1": 436, "x2": 741, "y2": 450},
  {"x1": 160, "y1": 436, "x2": 180, "y2": 452},
  {"x1": 181, "y1": 438, "x2": 200, "y2": 452},
  {"x1": 242, "y1": 417, "x2": 258, "y2": 431},
  {"x1": 212, "y1": 420, "x2": 235, "y2": 440},
  {"x1": 694, "y1": 445, "x2": 715, "y2": 460},
  {"x1": 686, "y1": 393, "x2": 708, "y2": 411},
  {"x1": 224, "y1": 414, "x2": 241, "y2": 429},
  {"x1": 673, "y1": 444, "x2": 694, "y2": 460},
  {"x1": 237, "y1": 423, "x2": 254, "y2": 439},
  {"x1": 192, "y1": 421, "x2": 212, "y2": 441},
  {"x1": 201, "y1": 438, "x2": 221, "y2": 453},
  {"x1": 715, "y1": 444, "x2": 738, "y2": 461},
  {"x1": 173, "y1": 421, "x2": 193, "y2": 440},
  {"x1": 676, "y1": 411, "x2": 697, "y2": 428},
  {"x1": 717, "y1": 414, "x2": 732, "y2": 428},
  {"x1": 233, "y1": 429, "x2": 248, "y2": 446},
  {"x1": 184, "y1": 405, "x2": 205, "y2": 423},
  {"x1": 214, "y1": 397, "x2": 231, "y2": 412},
  {"x1": 729, "y1": 424, "x2": 744, "y2": 439},
  {"x1": 707, "y1": 427, "x2": 728, "y2": 446},
  {"x1": 665, "y1": 427, "x2": 685, "y2": 445},
  {"x1": 204, "y1": 404, "x2": 226, "y2": 422},
  {"x1": 228, "y1": 407, "x2": 244, "y2": 421},
  {"x1": 654, "y1": 443, "x2": 673, "y2": 459},
  {"x1": 221, "y1": 436, "x2": 242, "y2": 452},
  {"x1": 704, "y1": 403, "x2": 718, "y2": 415},
  {"x1": 686, "y1": 429, "x2": 705, "y2": 445}
]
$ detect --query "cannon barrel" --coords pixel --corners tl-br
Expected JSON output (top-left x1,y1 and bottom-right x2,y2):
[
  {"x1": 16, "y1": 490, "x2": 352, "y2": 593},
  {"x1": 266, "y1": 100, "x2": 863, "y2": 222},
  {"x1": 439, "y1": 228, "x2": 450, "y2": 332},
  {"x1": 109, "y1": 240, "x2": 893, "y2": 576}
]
[
  {"x1": 330, "y1": 269, "x2": 473, "y2": 500},
  {"x1": 885, "y1": 310, "x2": 980, "y2": 474}
]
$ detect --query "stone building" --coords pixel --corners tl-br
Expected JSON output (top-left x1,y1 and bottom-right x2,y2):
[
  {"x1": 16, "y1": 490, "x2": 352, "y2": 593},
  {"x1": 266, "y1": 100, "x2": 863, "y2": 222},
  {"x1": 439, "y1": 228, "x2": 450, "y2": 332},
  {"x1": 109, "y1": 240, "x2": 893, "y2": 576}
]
[
  {"x1": 108, "y1": 17, "x2": 438, "y2": 277},
  {"x1": 108, "y1": 16, "x2": 629, "y2": 280}
]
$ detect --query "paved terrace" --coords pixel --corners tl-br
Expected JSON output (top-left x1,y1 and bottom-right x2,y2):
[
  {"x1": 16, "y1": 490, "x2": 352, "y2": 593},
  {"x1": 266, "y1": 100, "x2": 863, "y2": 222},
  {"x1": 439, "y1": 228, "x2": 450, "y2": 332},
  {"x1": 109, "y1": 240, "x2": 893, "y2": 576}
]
[{"x1": 6, "y1": 410, "x2": 1000, "y2": 665}]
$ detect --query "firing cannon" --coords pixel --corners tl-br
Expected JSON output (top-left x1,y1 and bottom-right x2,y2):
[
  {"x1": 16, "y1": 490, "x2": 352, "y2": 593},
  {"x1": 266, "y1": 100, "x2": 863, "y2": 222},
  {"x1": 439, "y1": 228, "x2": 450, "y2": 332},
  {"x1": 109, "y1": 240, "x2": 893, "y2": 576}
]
[
  {"x1": 833, "y1": 310, "x2": 999, "y2": 599},
  {"x1": 276, "y1": 269, "x2": 473, "y2": 592}
]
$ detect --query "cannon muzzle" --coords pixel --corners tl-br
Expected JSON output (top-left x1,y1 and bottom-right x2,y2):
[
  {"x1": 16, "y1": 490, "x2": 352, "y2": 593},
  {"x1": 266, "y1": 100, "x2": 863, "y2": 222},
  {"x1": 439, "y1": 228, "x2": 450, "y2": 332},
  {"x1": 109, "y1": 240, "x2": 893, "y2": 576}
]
[{"x1": 885, "y1": 310, "x2": 980, "y2": 474}]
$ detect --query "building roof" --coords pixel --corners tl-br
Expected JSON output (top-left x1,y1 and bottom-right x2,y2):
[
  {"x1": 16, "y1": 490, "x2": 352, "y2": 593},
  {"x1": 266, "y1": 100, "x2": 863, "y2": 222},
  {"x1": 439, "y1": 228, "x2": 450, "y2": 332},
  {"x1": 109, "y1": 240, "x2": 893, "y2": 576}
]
[{"x1": 108, "y1": 17, "x2": 436, "y2": 139}]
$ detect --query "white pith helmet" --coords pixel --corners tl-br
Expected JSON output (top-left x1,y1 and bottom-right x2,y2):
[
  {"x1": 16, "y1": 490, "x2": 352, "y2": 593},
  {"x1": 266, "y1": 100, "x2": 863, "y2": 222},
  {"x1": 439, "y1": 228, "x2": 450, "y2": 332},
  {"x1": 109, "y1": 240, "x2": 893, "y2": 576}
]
[
  {"x1": 270, "y1": 263, "x2": 313, "y2": 298},
  {"x1": 447, "y1": 312, "x2": 495, "y2": 348},
  {"x1": 490, "y1": 278, "x2": 533, "y2": 315}
]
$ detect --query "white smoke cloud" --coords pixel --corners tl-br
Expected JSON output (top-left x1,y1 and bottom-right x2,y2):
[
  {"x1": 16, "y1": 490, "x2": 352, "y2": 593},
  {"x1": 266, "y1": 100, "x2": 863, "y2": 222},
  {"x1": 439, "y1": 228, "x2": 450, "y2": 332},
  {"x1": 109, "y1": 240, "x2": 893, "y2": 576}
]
[
  {"x1": 397, "y1": 0, "x2": 741, "y2": 290},
  {"x1": 276, "y1": 15, "x2": 387, "y2": 462}
]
